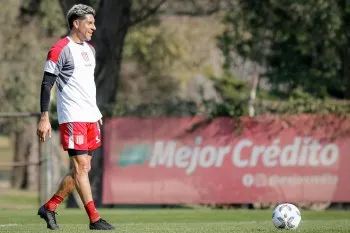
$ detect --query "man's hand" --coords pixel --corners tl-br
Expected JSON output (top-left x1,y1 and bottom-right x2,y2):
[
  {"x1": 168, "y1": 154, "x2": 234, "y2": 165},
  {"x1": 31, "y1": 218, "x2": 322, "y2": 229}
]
[
  {"x1": 98, "y1": 118, "x2": 103, "y2": 125},
  {"x1": 37, "y1": 112, "x2": 51, "y2": 142}
]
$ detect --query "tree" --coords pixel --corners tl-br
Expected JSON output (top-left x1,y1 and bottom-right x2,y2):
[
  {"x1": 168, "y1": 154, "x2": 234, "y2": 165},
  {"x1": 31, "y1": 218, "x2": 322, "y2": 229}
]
[{"x1": 219, "y1": 0, "x2": 349, "y2": 99}]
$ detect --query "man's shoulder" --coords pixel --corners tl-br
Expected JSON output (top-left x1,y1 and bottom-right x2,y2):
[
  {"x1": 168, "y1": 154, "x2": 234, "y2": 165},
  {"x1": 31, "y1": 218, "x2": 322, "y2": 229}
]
[
  {"x1": 51, "y1": 37, "x2": 70, "y2": 50},
  {"x1": 47, "y1": 37, "x2": 70, "y2": 62}
]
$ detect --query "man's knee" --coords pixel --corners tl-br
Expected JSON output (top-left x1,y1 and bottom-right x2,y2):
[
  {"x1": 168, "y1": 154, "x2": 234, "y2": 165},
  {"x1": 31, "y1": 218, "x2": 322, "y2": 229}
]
[{"x1": 72, "y1": 156, "x2": 91, "y2": 175}]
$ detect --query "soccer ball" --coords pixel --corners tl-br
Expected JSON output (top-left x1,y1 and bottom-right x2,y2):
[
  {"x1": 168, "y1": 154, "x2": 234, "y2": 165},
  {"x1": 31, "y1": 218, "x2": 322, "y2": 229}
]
[{"x1": 272, "y1": 203, "x2": 301, "y2": 230}]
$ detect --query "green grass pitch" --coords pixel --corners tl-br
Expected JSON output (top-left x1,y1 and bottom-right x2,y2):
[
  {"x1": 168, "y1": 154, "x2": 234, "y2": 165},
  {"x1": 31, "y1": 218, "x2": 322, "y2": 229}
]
[{"x1": 0, "y1": 208, "x2": 350, "y2": 232}]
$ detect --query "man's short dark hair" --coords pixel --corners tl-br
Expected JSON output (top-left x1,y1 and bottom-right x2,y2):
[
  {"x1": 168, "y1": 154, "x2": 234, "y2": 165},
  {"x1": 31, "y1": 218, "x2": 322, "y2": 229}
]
[{"x1": 66, "y1": 4, "x2": 96, "y2": 29}]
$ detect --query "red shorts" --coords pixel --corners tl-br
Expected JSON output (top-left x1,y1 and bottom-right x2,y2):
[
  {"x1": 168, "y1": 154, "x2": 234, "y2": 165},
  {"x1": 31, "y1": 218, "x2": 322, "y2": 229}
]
[{"x1": 59, "y1": 122, "x2": 101, "y2": 151}]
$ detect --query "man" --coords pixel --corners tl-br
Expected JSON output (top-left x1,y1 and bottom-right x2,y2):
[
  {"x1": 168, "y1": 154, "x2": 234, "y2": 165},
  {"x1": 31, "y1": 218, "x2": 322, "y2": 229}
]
[{"x1": 36, "y1": 4, "x2": 115, "y2": 231}]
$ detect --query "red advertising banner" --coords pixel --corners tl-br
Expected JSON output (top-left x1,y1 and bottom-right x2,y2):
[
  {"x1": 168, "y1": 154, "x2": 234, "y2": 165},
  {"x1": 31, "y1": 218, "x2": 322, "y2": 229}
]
[{"x1": 102, "y1": 115, "x2": 350, "y2": 204}]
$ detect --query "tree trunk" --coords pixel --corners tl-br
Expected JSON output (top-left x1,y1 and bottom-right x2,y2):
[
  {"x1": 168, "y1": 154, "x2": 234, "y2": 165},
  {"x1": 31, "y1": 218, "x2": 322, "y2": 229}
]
[
  {"x1": 93, "y1": 0, "x2": 132, "y2": 106},
  {"x1": 59, "y1": 0, "x2": 94, "y2": 13},
  {"x1": 11, "y1": 131, "x2": 27, "y2": 189},
  {"x1": 89, "y1": 147, "x2": 105, "y2": 206},
  {"x1": 248, "y1": 64, "x2": 259, "y2": 117},
  {"x1": 27, "y1": 120, "x2": 40, "y2": 190},
  {"x1": 339, "y1": 0, "x2": 350, "y2": 98},
  {"x1": 11, "y1": 118, "x2": 39, "y2": 190},
  {"x1": 343, "y1": 45, "x2": 350, "y2": 98},
  {"x1": 91, "y1": 0, "x2": 132, "y2": 207}
]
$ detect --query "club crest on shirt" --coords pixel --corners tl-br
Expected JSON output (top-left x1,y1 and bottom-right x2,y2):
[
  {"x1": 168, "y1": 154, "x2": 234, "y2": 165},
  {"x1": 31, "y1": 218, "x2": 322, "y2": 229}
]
[
  {"x1": 75, "y1": 135, "x2": 84, "y2": 145},
  {"x1": 81, "y1": 52, "x2": 89, "y2": 61}
]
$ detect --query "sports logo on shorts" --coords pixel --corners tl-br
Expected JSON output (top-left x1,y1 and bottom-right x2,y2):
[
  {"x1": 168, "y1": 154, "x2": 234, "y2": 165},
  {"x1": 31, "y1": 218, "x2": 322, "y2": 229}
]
[
  {"x1": 81, "y1": 52, "x2": 89, "y2": 61},
  {"x1": 96, "y1": 136, "x2": 100, "y2": 144},
  {"x1": 75, "y1": 135, "x2": 84, "y2": 145}
]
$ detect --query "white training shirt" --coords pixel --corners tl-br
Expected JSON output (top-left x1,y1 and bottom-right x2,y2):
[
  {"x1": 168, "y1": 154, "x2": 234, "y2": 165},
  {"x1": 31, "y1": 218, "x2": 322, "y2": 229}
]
[{"x1": 44, "y1": 36, "x2": 102, "y2": 124}]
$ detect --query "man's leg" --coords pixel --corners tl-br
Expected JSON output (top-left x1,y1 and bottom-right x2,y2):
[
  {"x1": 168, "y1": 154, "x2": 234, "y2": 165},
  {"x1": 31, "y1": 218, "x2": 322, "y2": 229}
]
[
  {"x1": 47, "y1": 154, "x2": 93, "y2": 207},
  {"x1": 37, "y1": 170, "x2": 75, "y2": 230},
  {"x1": 38, "y1": 156, "x2": 93, "y2": 230},
  {"x1": 55, "y1": 170, "x2": 75, "y2": 198},
  {"x1": 71, "y1": 153, "x2": 114, "y2": 230},
  {"x1": 70, "y1": 154, "x2": 100, "y2": 222},
  {"x1": 45, "y1": 169, "x2": 75, "y2": 210}
]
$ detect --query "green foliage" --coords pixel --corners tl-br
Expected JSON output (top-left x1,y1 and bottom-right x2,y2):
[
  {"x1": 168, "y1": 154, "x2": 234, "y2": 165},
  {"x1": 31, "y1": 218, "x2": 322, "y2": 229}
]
[
  {"x1": 209, "y1": 72, "x2": 249, "y2": 103},
  {"x1": 106, "y1": 71, "x2": 350, "y2": 118},
  {"x1": 219, "y1": 0, "x2": 350, "y2": 99},
  {"x1": 120, "y1": 16, "x2": 224, "y2": 106},
  {"x1": 101, "y1": 100, "x2": 198, "y2": 118},
  {"x1": 3, "y1": 0, "x2": 350, "y2": 127},
  {"x1": 120, "y1": 23, "x2": 184, "y2": 105},
  {"x1": 208, "y1": 72, "x2": 250, "y2": 116},
  {"x1": 0, "y1": 0, "x2": 48, "y2": 131},
  {"x1": 0, "y1": 0, "x2": 67, "y2": 132},
  {"x1": 257, "y1": 100, "x2": 350, "y2": 115},
  {"x1": 257, "y1": 88, "x2": 350, "y2": 115},
  {"x1": 124, "y1": 25, "x2": 183, "y2": 73},
  {"x1": 104, "y1": 87, "x2": 350, "y2": 118},
  {"x1": 39, "y1": 0, "x2": 66, "y2": 37}
]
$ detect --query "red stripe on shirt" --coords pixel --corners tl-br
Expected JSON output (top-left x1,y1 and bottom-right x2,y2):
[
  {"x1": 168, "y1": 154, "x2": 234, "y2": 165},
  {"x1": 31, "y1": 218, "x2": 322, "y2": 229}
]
[{"x1": 46, "y1": 37, "x2": 70, "y2": 63}]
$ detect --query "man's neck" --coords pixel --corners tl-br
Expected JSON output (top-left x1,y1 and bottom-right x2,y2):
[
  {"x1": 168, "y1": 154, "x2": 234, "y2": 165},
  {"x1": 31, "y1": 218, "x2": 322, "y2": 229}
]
[{"x1": 68, "y1": 32, "x2": 84, "y2": 44}]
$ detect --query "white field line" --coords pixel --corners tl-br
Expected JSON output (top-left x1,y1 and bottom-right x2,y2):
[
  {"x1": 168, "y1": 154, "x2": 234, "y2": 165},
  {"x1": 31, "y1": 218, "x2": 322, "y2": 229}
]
[{"x1": 0, "y1": 224, "x2": 18, "y2": 227}]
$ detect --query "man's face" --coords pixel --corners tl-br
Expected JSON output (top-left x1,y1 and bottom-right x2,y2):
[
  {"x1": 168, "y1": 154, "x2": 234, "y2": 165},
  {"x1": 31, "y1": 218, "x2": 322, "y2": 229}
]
[{"x1": 74, "y1": 14, "x2": 96, "y2": 41}]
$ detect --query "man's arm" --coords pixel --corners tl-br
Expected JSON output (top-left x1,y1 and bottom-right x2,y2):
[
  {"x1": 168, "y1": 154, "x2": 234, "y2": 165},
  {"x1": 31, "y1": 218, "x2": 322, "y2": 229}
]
[
  {"x1": 37, "y1": 72, "x2": 57, "y2": 142},
  {"x1": 40, "y1": 72, "x2": 57, "y2": 112}
]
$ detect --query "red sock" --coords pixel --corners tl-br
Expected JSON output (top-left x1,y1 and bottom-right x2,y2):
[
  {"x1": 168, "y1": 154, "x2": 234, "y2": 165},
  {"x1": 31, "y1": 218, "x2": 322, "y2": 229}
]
[
  {"x1": 44, "y1": 194, "x2": 64, "y2": 211},
  {"x1": 84, "y1": 201, "x2": 100, "y2": 223}
]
